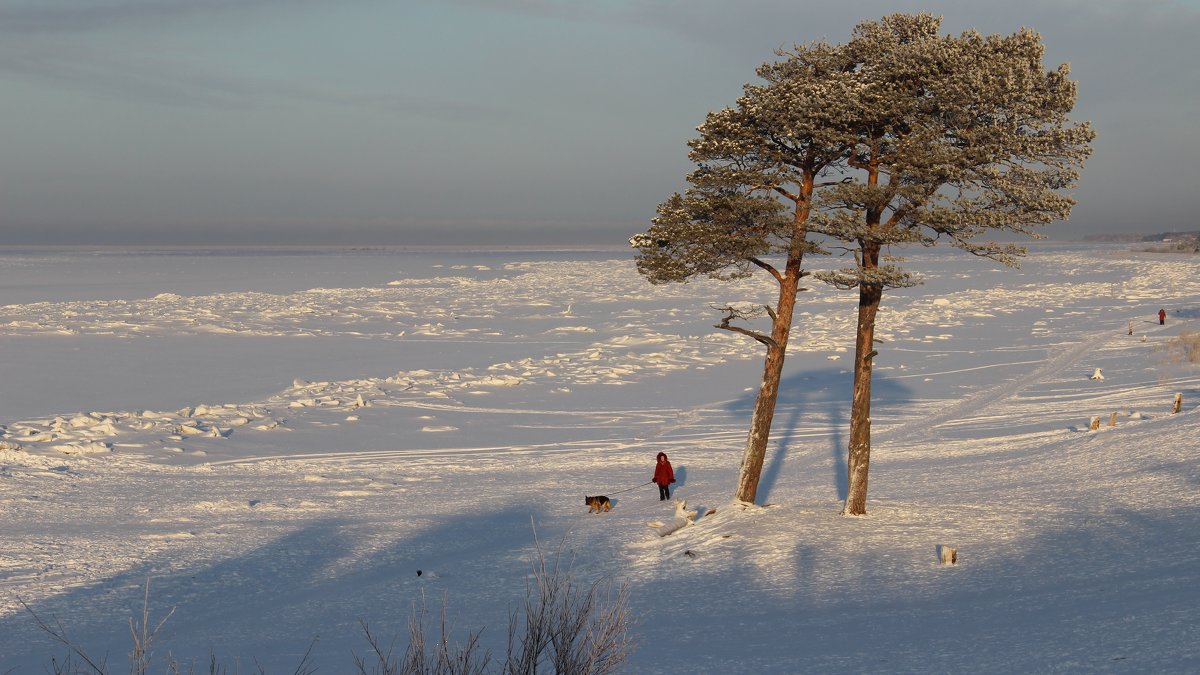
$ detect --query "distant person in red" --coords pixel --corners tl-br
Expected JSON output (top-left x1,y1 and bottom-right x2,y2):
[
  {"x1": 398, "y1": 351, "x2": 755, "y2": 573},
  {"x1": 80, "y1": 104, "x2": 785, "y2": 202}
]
[
  {"x1": 1159, "y1": 308, "x2": 1167, "y2": 325},
  {"x1": 653, "y1": 452, "x2": 676, "y2": 501}
]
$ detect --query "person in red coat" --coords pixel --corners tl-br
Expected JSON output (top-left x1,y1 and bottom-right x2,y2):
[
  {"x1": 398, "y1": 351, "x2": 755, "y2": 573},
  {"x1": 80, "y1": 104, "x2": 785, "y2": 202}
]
[
  {"x1": 1159, "y1": 308, "x2": 1167, "y2": 325},
  {"x1": 653, "y1": 452, "x2": 676, "y2": 501}
]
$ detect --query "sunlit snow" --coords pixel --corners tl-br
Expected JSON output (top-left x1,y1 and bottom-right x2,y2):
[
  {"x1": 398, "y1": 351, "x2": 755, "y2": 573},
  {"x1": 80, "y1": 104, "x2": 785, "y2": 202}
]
[{"x1": 1, "y1": 244, "x2": 1197, "y2": 671}]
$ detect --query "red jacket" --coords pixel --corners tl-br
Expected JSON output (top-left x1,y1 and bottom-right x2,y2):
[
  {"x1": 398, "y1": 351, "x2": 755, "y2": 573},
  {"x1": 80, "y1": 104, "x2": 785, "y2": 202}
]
[{"x1": 653, "y1": 452, "x2": 675, "y2": 486}]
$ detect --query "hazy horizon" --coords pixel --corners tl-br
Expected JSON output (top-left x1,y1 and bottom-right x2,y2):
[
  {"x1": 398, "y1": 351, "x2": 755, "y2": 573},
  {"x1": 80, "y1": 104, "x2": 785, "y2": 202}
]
[{"x1": 3, "y1": 1, "x2": 1197, "y2": 246}]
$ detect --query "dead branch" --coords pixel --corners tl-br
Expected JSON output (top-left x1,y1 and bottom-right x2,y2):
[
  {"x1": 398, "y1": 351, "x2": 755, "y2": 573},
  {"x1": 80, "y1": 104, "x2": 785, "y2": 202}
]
[{"x1": 712, "y1": 305, "x2": 776, "y2": 348}]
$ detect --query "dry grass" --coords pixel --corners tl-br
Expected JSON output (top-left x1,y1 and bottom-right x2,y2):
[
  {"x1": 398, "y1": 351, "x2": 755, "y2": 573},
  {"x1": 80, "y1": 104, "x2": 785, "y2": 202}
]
[
  {"x1": 1157, "y1": 330, "x2": 1200, "y2": 367},
  {"x1": 23, "y1": 537, "x2": 634, "y2": 675},
  {"x1": 356, "y1": 534, "x2": 634, "y2": 675}
]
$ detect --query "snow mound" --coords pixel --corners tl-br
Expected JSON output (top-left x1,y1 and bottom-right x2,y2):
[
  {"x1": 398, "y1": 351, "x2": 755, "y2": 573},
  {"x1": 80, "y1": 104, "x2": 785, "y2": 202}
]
[
  {"x1": 51, "y1": 441, "x2": 112, "y2": 454},
  {"x1": 472, "y1": 375, "x2": 523, "y2": 387}
]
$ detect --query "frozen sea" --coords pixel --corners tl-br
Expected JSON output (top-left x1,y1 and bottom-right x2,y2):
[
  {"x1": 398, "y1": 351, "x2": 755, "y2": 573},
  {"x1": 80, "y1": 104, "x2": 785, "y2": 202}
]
[{"x1": 0, "y1": 248, "x2": 624, "y2": 421}]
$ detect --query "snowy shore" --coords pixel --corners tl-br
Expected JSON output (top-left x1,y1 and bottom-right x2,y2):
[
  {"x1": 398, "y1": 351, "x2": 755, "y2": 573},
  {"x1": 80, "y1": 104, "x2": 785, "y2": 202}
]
[{"x1": 2, "y1": 245, "x2": 1198, "y2": 672}]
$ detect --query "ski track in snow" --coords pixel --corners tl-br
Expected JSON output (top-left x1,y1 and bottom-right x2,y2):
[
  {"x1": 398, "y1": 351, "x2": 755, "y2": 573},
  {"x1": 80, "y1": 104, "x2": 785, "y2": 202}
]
[
  {"x1": 877, "y1": 322, "x2": 1169, "y2": 445},
  {"x1": 1, "y1": 247, "x2": 1199, "y2": 672}
]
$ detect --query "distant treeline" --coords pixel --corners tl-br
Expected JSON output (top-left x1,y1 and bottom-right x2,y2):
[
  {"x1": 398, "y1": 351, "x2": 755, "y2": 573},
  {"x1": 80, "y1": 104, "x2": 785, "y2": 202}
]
[{"x1": 1083, "y1": 231, "x2": 1200, "y2": 249}]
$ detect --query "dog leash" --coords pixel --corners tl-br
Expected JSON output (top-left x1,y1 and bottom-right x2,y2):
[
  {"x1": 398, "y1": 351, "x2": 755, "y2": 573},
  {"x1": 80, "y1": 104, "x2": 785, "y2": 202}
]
[{"x1": 606, "y1": 480, "x2": 654, "y2": 495}]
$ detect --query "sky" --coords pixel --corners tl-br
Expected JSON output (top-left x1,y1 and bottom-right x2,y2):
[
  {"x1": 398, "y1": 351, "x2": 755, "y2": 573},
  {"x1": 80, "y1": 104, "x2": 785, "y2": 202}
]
[{"x1": 1, "y1": 0, "x2": 1197, "y2": 247}]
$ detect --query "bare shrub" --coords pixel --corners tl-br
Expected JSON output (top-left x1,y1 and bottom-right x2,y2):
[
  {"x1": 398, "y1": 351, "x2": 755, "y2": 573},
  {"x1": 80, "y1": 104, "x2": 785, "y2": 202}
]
[
  {"x1": 23, "y1": 577, "x2": 318, "y2": 675},
  {"x1": 500, "y1": 536, "x2": 634, "y2": 675},
  {"x1": 358, "y1": 534, "x2": 635, "y2": 675},
  {"x1": 1178, "y1": 331, "x2": 1200, "y2": 363},
  {"x1": 21, "y1": 594, "x2": 115, "y2": 674},
  {"x1": 21, "y1": 577, "x2": 184, "y2": 674},
  {"x1": 25, "y1": 538, "x2": 634, "y2": 675},
  {"x1": 355, "y1": 593, "x2": 490, "y2": 675},
  {"x1": 129, "y1": 579, "x2": 176, "y2": 675}
]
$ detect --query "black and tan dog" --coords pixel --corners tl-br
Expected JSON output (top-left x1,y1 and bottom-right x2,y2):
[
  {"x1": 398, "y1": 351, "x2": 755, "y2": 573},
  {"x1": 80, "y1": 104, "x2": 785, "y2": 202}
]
[{"x1": 585, "y1": 495, "x2": 612, "y2": 513}]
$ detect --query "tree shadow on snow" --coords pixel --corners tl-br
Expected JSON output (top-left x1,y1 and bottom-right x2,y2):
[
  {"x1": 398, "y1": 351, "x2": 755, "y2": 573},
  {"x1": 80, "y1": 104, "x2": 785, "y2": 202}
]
[
  {"x1": 726, "y1": 366, "x2": 915, "y2": 505},
  {"x1": 626, "y1": 502, "x2": 1200, "y2": 673},
  {"x1": 2, "y1": 505, "x2": 551, "y2": 672},
  {"x1": 1169, "y1": 305, "x2": 1200, "y2": 320}
]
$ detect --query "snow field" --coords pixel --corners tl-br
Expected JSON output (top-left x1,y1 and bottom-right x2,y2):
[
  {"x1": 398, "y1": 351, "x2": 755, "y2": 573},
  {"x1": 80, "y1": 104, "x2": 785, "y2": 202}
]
[{"x1": 1, "y1": 245, "x2": 1198, "y2": 672}]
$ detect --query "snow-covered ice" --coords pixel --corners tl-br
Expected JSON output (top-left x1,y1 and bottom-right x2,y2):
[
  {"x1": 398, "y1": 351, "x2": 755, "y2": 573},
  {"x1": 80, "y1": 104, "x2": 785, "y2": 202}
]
[{"x1": 1, "y1": 244, "x2": 1197, "y2": 672}]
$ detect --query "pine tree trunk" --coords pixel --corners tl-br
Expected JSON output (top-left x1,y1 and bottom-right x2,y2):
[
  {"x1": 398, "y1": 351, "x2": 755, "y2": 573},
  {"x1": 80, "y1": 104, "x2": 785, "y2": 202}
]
[
  {"x1": 844, "y1": 247, "x2": 883, "y2": 516},
  {"x1": 733, "y1": 254, "x2": 804, "y2": 504},
  {"x1": 734, "y1": 336, "x2": 787, "y2": 503}
]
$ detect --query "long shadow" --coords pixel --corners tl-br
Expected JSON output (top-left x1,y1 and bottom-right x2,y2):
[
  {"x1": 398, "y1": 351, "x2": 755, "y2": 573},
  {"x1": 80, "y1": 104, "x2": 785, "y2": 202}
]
[
  {"x1": 7, "y1": 477, "x2": 1195, "y2": 673},
  {"x1": 728, "y1": 366, "x2": 915, "y2": 504},
  {"x1": 2, "y1": 505, "x2": 551, "y2": 672},
  {"x1": 830, "y1": 419, "x2": 845, "y2": 501},
  {"x1": 625, "y1": 501, "x2": 1200, "y2": 672},
  {"x1": 1169, "y1": 305, "x2": 1200, "y2": 320}
]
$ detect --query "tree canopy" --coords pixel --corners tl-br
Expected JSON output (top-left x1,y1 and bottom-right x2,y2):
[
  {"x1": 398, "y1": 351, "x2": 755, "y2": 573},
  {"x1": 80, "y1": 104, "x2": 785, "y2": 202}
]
[{"x1": 809, "y1": 14, "x2": 1093, "y2": 279}]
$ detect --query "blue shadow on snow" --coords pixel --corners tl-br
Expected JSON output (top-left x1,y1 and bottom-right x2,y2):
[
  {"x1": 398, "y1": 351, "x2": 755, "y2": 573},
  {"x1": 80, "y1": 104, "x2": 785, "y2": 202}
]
[{"x1": 727, "y1": 365, "x2": 915, "y2": 504}]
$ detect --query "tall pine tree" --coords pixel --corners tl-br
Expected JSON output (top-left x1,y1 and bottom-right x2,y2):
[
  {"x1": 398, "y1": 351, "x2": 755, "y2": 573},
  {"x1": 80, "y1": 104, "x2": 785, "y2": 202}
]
[
  {"x1": 632, "y1": 14, "x2": 1093, "y2": 510},
  {"x1": 805, "y1": 14, "x2": 1094, "y2": 514}
]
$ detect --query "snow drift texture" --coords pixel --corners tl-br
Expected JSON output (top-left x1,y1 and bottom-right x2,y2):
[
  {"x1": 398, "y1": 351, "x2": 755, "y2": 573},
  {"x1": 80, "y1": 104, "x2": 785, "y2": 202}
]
[{"x1": 1, "y1": 245, "x2": 1197, "y2": 672}]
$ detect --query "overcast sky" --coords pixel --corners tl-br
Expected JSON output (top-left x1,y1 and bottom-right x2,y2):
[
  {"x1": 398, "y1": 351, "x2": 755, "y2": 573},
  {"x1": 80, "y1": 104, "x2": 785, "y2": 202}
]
[{"x1": 1, "y1": 0, "x2": 1196, "y2": 246}]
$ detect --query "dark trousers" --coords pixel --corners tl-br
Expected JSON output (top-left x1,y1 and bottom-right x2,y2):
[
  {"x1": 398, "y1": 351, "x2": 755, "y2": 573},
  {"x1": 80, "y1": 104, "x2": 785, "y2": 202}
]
[{"x1": 658, "y1": 484, "x2": 670, "y2": 500}]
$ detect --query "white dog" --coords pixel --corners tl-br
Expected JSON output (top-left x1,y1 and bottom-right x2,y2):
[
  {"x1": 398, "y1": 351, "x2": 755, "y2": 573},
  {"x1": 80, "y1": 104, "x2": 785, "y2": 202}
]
[{"x1": 648, "y1": 498, "x2": 698, "y2": 537}]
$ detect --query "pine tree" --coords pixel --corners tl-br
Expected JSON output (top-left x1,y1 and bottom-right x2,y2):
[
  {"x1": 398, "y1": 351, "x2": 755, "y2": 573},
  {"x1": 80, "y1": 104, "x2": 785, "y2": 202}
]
[
  {"x1": 804, "y1": 14, "x2": 1094, "y2": 514},
  {"x1": 630, "y1": 38, "x2": 855, "y2": 503},
  {"x1": 632, "y1": 13, "x2": 1093, "y2": 510}
]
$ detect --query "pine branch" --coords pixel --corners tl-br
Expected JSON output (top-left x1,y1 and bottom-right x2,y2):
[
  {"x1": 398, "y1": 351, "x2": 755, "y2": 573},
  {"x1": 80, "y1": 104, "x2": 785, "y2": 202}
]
[
  {"x1": 713, "y1": 305, "x2": 777, "y2": 348},
  {"x1": 747, "y1": 256, "x2": 783, "y2": 283},
  {"x1": 715, "y1": 319, "x2": 776, "y2": 348}
]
